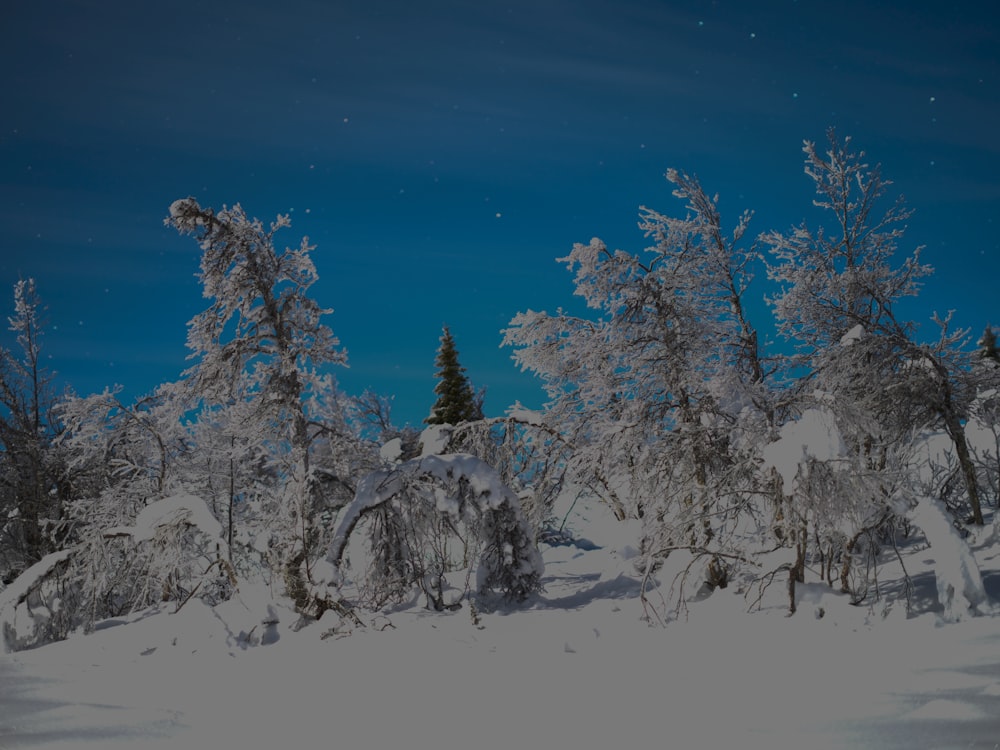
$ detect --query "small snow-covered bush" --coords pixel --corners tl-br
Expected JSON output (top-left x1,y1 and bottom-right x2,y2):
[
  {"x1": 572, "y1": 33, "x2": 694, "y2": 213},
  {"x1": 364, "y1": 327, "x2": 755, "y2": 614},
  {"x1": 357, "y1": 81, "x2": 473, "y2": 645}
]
[
  {"x1": 0, "y1": 494, "x2": 236, "y2": 652},
  {"x1": 324, "y1": 453, "x2": 544, "y2": 613}
]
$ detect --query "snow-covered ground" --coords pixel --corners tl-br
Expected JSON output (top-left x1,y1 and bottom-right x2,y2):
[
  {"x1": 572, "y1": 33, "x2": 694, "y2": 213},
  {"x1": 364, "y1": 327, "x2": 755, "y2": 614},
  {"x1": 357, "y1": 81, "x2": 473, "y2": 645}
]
[{"x1": 3, "y1": 492, "x2": 1000, "y2": 749}]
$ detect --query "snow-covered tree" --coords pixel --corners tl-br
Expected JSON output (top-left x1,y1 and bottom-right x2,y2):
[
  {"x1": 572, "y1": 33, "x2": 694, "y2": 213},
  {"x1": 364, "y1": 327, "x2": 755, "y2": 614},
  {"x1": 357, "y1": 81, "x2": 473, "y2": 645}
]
[
  {"x1": 979, "y1": 326, "x2": 1000, "y2": 363},
  {"x1": 58, "y1": 384, "x2": 193, "y2": 515},
  {"x1": 504, "y1": 169, "x2": 775, "y2": 609},
  {"x1": 750, "y1": 130, "x2": 990, "y2": 612},
  {"x1": 166, "y1": 198, "x2": 351, "y2": 611},
  {"x1": 763, "y1": 130, "x2": 983, "y2": 541},
  {"x1": 425, "y1": 326, "x2": 483, "y2": 425},
  {"x1": 0, "y1": 279, "x2": 70, "y2": 577},
  {"x1": 503, "y1": 133, "x2": 989, "y2": 618},
  {"x1": 54, "y1": 382, "x2": 211, "y2": 616},
  {"x1": 415, "y1": 413, "x2": 572, "y2": 541}
]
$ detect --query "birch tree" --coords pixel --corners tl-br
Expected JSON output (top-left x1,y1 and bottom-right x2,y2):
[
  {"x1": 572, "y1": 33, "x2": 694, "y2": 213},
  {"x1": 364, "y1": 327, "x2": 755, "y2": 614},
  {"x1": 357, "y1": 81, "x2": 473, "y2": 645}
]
[
  {"x1": 166, "y1": 198, "x2": 349, "y2": 611},
  {"x1": 763, "y1": 130, "x2": 983, "y2": 533},
  {"x1": 504, "y1": 169, "x2": 774, "y2": 609}
]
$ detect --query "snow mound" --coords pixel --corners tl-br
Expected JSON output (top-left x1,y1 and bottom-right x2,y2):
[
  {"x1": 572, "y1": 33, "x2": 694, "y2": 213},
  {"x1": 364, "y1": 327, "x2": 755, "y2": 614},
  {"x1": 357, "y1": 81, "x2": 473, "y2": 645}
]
[
  {"x1": 910, "y1": 497, "x2": 990, "y2": 621},
  {"x1": 903, "y1": 699, "x2": 987, "y2": 721}
]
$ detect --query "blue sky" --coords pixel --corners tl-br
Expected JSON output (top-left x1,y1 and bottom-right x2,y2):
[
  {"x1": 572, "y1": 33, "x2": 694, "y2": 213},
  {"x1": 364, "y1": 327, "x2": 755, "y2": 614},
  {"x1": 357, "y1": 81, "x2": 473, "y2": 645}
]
[{"x1": 1, "y1": 0, "x2": 998, "y2": 427}]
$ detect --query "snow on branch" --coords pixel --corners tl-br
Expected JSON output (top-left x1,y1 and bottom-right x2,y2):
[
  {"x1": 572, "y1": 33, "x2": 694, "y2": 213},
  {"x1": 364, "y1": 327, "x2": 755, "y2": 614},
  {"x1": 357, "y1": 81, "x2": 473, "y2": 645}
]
[
  {"x1": 0, "y1": 549, "x2": 74, "y2": 622},
  {"x1": 103, "y1": 494, "x2": 226, "y2": 548},
  {"x1": 0, "y1": 549, "x2": 74, "y2": 654}
]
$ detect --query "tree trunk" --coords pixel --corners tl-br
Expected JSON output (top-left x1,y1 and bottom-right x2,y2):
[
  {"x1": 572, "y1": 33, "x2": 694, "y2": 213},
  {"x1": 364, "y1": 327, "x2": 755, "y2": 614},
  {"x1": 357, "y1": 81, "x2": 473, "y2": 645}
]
[
  {"x1": 946, "y1": 414, "x2": 985, "y2": 525},
  {"x1": 925, "y1": 352, "x2": 984, "y2": 525}
]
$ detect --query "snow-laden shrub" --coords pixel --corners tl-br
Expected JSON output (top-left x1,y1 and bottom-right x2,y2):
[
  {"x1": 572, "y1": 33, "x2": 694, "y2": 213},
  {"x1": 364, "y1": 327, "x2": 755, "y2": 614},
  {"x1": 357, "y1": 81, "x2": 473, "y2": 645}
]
[
  {"x1": 0, "y1": 494, "x2": 235, "y2": 652},
  {"x1": 323, "y1": 454, "x2": 543, "y2": 613}
]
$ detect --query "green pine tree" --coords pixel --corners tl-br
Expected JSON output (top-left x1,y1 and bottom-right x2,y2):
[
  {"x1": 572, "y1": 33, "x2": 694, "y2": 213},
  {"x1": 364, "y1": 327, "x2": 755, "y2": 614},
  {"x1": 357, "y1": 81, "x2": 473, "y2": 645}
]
[
  {"x1": 425, "y1": 326, "x2": 484, "y2": 425},
  {"x1": 980, "y1": 325, "x2": 1000, "y2": 363}
]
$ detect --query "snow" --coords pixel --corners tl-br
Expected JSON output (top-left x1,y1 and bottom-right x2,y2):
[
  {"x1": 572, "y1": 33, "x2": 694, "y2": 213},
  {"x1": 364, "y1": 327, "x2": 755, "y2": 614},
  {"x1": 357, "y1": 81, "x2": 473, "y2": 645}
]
[
  {"x1": 761, "y1": 407, "x2": 845, "y2": 495},
  {"x1": 5, "y1": 470, "x2": 1000, "y2": 747},
  {"x1": 840, "y1": 323, "x2": 865, "y2": 346},
  {"x1": 0, "y1": 550, "x2": 74, "y2": 620},
  {"x1": 378, "y1": 436, "x2": 403, "y2": 463},
  {"x1": 105, "y1": 493, "x2": 225, "y2": 546},
  {"x1": 0, "y1": 549, "x2": 74, "y2": 655},
  {"x1": 419, "y1": 423, "x2": 453, "y2": 455},
  {"x1": 909, "y1": 496, "x2": 990, "y2": 621},
  {"x1": 505, "y1": 400, "x2": 544, "y2": 426},
  {"x1": 167, "y1": 197, "x2": 190, "y2": 218}
]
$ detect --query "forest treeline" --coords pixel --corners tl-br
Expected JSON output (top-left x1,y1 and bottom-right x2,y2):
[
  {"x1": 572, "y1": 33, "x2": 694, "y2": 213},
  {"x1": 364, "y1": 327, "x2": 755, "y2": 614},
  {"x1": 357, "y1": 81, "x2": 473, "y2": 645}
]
[{"x1": 2, "y1": 131, "x2": 999, "y2": 650}]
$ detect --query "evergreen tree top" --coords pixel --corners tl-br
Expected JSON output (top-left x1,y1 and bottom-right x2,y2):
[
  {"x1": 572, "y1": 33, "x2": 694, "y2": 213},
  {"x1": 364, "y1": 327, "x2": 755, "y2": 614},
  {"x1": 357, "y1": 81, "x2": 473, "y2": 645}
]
[
  {"x1": 980, "y1": 325, "x2": 999, "y2": 363},
  {"x1": 425, "y1": 326, "x2": 483, "y2": 425}
]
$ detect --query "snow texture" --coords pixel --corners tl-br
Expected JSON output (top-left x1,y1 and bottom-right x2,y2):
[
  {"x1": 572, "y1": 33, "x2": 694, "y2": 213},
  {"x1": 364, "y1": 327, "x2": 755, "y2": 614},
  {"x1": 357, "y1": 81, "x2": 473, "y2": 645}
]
[
  {"x1": 5, "y1": 491, "x2": 1000, "y2": 749},
  {"x1": 505, "y1": 401, "x2": 544, "y2": 426},
  {"x1": 167, "y1": 197, "x2": 189, "y2": 218},
  {"x1": 379, "y1": 437, "x2": 403, "y2": 464}
]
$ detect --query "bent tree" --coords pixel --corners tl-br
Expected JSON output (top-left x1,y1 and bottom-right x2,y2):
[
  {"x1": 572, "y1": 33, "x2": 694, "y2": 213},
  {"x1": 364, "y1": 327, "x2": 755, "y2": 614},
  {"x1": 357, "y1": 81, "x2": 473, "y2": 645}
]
[{"x1": 326, "y1": 453, "x2": 543, "y2": 611}]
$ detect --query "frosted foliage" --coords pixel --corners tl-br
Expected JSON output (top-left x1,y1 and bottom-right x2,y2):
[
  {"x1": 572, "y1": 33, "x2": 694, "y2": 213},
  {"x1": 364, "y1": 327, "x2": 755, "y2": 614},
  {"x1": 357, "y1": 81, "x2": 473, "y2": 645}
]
[
  {"x1": 164, "y1": 197, "x2": 363, "y2": 610},
  {"x1": 910, "y1": 497, "x2": 989, "y2": 621},
  {"x1": 763, "y1": 132, "x2": 931, "y2": 355},
  {"x1": 499, "y1": 168, "x2": 782, "y2": 610},
  {"x1": 758, "y1": 133, "x2": 970, "y2": 509},
  {"x1": 499, "y1": 134, "x2": 994, "y2": 617},
  {"x1": 164, "y1": 197, "x2": 346, "y2": 399},
  {"x1": 502, "y1": 170, "x2": 767, "y2": 534},
  {"x1": 9, "y1": 277, "x2": 42, "y2": 364}
]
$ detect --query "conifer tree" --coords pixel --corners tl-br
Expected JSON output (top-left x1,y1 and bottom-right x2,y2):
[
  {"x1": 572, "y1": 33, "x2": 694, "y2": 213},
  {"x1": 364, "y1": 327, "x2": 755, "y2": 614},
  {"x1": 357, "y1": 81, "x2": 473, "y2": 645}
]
[
  {"x1": 425, "y1": 326, "x2": 483, "y2": 425},
  {"x1": 980, "y1": 326, "x2": 1000, "y2": 363}
]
